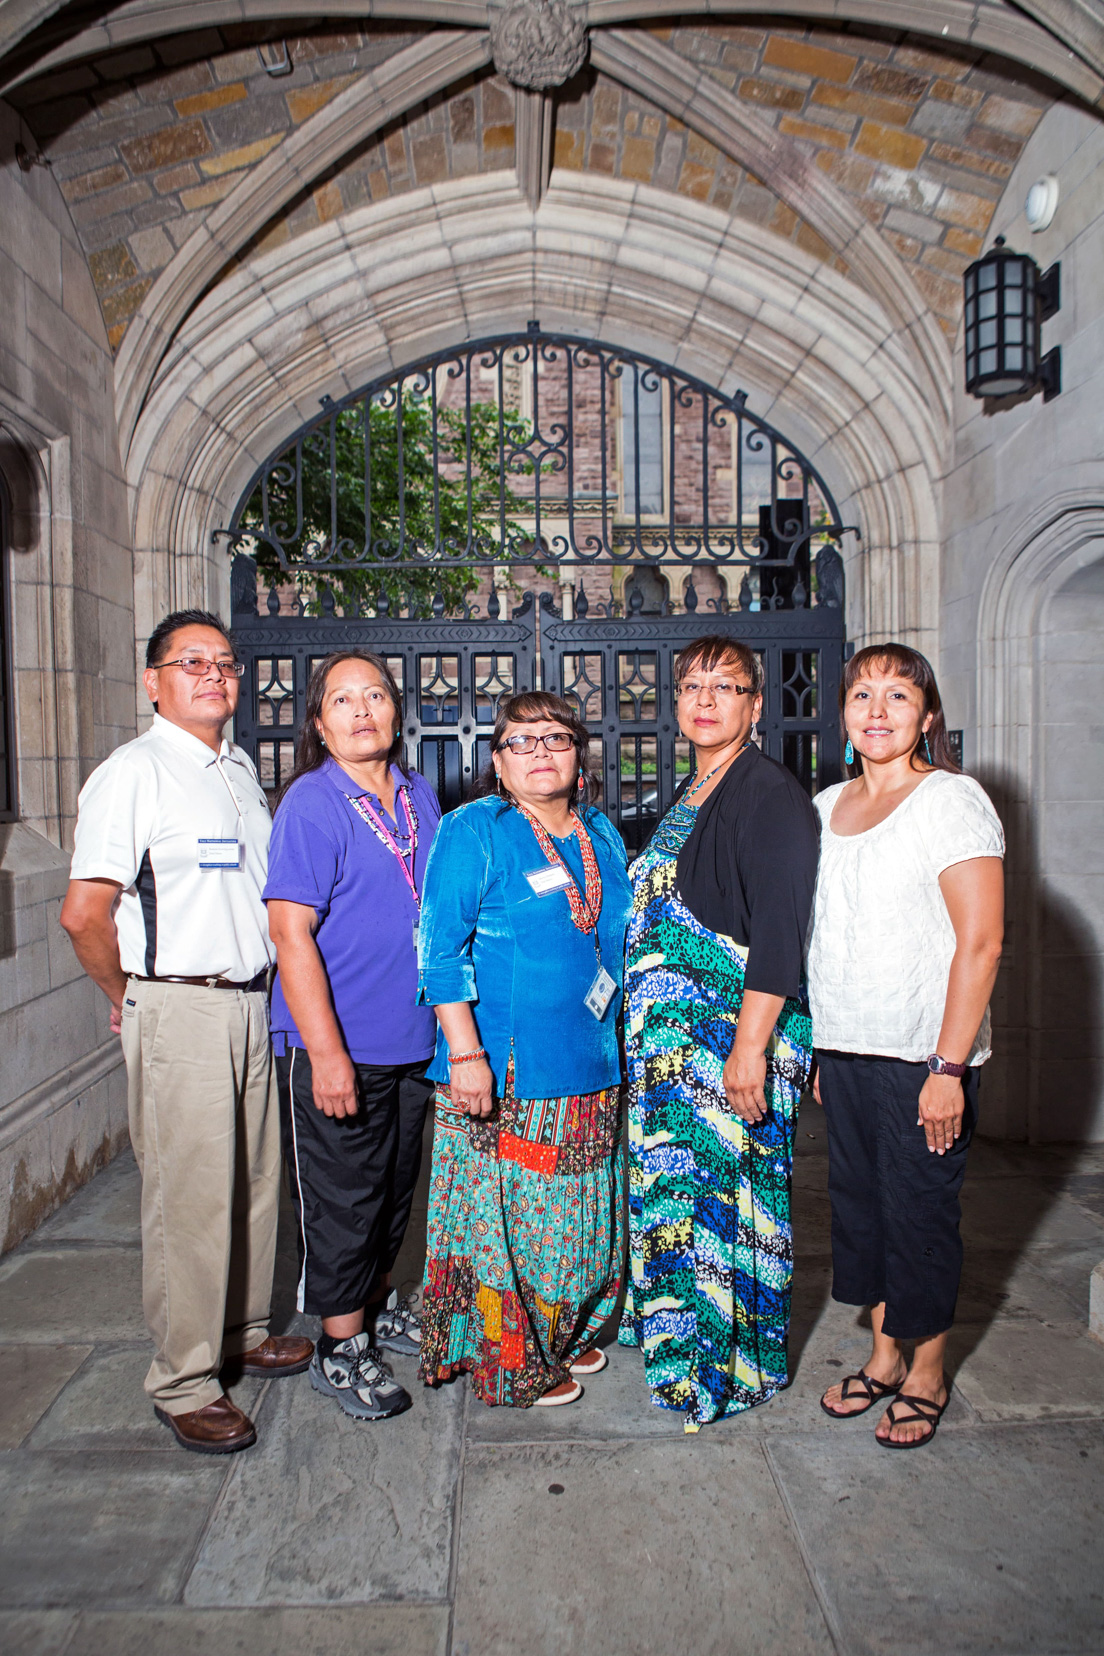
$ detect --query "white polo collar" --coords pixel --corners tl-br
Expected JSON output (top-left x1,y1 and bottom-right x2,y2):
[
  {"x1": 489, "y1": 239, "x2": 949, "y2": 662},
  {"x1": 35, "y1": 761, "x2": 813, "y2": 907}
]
[{"x1": 151, "y1": 712, "x2": 233, "y2": 767}]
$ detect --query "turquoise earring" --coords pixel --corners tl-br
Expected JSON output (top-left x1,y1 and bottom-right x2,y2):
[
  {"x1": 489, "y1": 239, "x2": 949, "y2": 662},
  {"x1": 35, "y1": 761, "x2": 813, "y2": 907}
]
[
  {"x1": 845, "y1": 738, "x2": 854, "y2": 765},
  {"x1": 923, "y1": 733, "x2": 933, "y2": 764}
]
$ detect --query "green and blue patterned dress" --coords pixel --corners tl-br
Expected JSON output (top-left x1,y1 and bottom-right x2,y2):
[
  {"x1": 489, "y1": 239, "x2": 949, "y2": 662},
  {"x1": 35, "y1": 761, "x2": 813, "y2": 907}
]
[{"x1": 618, "y1": 796, "x2": 813, "y2": 1431}]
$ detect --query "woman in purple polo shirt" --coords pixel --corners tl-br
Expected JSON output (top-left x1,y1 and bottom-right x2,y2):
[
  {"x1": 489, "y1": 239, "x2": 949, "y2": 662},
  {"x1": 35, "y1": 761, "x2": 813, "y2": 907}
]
[{"x1": 265, "y1": 651, "x2": 441, "y2": 1424}]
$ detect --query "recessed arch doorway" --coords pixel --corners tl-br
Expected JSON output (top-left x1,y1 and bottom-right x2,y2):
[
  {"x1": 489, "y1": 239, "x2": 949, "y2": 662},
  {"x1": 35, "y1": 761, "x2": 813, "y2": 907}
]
[{"x1": 223, "y1": 324, "x2": 849, "y2": 848}]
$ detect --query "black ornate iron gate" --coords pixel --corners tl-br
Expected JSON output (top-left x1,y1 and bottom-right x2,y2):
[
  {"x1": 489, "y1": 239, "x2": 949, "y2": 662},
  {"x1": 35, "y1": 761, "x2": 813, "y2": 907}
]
[{"x1": 220, "y1": 325, "x2": 851, "y2": 848}]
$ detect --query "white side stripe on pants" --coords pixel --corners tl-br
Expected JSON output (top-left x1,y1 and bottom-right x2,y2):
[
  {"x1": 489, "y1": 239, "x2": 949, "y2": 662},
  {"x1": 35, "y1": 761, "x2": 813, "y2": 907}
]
[{"x1": 286, "y1": 1046, "x2": 309, "y2": 1315}]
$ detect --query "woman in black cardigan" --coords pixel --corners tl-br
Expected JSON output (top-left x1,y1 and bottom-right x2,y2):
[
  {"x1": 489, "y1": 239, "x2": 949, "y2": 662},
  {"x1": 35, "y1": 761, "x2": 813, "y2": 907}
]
[{"x1": 619, "y1": 634, "x2": 819, "y2": 1430}]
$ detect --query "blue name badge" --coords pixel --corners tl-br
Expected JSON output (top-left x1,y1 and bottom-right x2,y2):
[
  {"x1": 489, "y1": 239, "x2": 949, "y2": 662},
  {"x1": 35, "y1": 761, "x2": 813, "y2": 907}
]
[{"x1": 198, "y1": 837, "x2": 242, "y2": 871}]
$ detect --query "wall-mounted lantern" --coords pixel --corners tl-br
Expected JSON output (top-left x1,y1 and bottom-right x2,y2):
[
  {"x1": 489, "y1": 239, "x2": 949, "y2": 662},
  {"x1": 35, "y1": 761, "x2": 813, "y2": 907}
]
[{"x1": 963, "y1": 237, "x2": 1061, "y2": 402}]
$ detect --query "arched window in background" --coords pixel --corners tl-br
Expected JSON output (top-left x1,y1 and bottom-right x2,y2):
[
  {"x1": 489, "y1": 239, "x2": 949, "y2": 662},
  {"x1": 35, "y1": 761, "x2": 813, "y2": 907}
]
[{"x1": 621, "y1": 375, "x2": 664, "y2": 518}]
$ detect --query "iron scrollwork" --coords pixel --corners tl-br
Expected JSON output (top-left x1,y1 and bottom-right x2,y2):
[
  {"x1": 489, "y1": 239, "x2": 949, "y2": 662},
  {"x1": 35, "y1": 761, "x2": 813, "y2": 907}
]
[{"x1": 218, "y1": 323, "x2": 853, "y2": 609}]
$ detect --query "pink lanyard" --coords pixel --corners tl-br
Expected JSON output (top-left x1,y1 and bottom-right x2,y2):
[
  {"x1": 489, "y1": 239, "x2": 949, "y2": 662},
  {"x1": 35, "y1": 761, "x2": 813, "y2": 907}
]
[{"x1": 347, "y1": 786, "x2": 421, "y2": 909}]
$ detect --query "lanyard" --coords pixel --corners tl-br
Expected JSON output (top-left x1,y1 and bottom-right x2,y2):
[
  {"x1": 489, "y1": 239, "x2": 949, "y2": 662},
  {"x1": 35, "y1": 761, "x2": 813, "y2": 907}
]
[{"x1": 347, "y1": 785, "x2": 421, "y2": 909}]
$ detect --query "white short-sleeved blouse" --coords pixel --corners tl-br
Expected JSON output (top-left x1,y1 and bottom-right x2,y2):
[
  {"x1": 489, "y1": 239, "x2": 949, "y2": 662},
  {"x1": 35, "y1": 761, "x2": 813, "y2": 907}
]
[{"x1": 806, "y1": 770, "x2": 1005, "y2": 1063}]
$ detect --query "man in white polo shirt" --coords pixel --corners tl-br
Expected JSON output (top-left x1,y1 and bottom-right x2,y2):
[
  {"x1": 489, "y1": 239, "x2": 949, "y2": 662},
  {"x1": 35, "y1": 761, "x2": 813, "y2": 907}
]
[{"x1": 61, "y1": 609, "x2": 313, "y2": 1454}]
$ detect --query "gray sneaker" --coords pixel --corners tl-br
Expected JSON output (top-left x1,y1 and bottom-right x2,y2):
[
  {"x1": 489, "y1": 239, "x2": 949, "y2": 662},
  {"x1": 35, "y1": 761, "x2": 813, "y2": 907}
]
[
  {"x1": 309, "y1": 1333, "x2": 411, "y2": 1421},
  {"x1": 373, "y1": 1289, "x2": 422, "y2": 1357}
]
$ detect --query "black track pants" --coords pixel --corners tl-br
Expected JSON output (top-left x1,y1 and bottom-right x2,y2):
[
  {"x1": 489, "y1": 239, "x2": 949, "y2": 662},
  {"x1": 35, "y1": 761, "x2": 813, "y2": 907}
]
[{"x1": 277, "y1": 1048, "x2": 432, "y2": 1320}]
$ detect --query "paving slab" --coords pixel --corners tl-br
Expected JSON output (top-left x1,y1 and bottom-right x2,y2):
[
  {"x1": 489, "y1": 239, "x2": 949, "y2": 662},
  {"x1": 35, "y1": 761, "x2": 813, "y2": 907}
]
[
  {"x1": 0, "y1": 1451, "x2": 228, "y2": 1608},
  {"x1": 451, "y1": 1437, "x2": 834, "y2": 1656},
  {"x1": 465, "y1": 1287, "x2": 868, "y2": 1446},
  {"x1": 0, "y1": 1247, "x2": 145, "y2": 1344},
  {"x1": 28, "y1": 1152, "x2": 141, "y2": 1247},
  {"x1": 954, "y1": 1246, "x2": 1089, "y2": 1325},
  {"x1": 0, "y1": 1612, "x2": 78, "y2": 1656},
  {"x1": 764, "y1": 1286, "x2": 977, "y2": 1434},
  {"x1": 959, "y1": 1178, "x2": 1104, "y2": 1250},
  {"x1": 948, "y1": 1317, "x2": 1104, "y2": 1420},
  {"x1": 184, "y1": 1351, "x2": 464, "y2": 1606},
  {"x1": 0, "y1": 1345, "x2": 91, "y2": 1448},
  {"x1": 25, "y1": 1343, "x2": 264, "y2": 1451},
  {"x1": 1058, "y1": 1169, "x2": 1104, "y2": 1225},
  {"x1": 791, "y1": 1185, "x2": 834, "y2": 1256},
  {"x1": 465, "y1": 1341, "x2": 692, "y2": 1444},
  {"x1": 63, "y1": 1606, "x2": 449, "y2": 1656},
  {"x1": 1022, "y1": 1241, "x2": 1104, "y2": 1321},
  {"x1": 767, "y1": 1421, "x2": 1104, "y2": 1656}
]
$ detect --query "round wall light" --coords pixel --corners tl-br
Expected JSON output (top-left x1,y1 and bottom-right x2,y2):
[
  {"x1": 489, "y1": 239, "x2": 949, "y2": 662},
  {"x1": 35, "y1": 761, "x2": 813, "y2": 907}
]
[
  {"x1": 1025, "y1": 175, "x2": 1059, "y2": 232},
  {"x1": 963, "y1": 237, "x2": 1061, "y2": 401}
]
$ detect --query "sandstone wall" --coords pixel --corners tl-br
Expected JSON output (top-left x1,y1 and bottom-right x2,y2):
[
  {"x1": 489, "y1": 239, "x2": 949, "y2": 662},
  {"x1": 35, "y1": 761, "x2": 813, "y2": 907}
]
[{"x1": 0, "y1": 95, "x2": 132, "y2": 1247}]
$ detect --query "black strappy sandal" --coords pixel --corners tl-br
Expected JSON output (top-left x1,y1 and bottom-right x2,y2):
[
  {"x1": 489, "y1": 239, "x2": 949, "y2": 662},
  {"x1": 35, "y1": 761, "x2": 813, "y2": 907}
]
[
  {"x1": 819, "y1": 1367, "x2": 903, "y2": 1420},
  {"x1": 875, "y1": 1389, "x2": 950, "y2": 1449}
]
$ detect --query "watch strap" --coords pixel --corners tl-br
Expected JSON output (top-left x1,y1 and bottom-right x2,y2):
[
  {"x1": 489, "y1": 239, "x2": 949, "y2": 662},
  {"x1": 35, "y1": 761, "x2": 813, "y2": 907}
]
[{"x1": 927, "y1": 1052, "x2": 968, "y2": 1078}]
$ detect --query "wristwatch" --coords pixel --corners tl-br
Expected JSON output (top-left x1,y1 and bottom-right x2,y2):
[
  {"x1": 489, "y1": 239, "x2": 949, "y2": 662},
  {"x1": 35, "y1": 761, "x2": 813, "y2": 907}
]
[{"x1": 927, "y1": 1053, "x2": 968, "y2": 1077}]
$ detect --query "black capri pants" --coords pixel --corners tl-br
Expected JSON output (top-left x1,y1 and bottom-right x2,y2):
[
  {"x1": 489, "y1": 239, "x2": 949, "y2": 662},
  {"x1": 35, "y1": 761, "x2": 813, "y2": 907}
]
[
  {"x1": 816, "y1": 1050, "x2": 978, "y2": 1341},
  {"x1": 277, "y1": 1048, "x2": 433, "y2": 1320}
]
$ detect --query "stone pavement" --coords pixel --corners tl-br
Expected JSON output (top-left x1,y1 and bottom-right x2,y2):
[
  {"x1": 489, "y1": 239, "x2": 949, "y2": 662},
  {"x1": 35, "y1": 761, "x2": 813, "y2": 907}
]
[{"x1": 2, "y1": 1103, "x2": 1103, "y2": 1656}]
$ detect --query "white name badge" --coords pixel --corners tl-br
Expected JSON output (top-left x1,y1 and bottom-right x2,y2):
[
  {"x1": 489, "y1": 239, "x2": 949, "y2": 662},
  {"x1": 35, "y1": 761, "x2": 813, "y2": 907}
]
[
  {"x1": 584, "y1": 965, "x2": 617, "y2": 1022},
  {"x1": 525, "y1": 864, "x2": 574, "y2": 897},
  {"x1": 198, "y1": 837, "x2": 243, "y2": 871}
]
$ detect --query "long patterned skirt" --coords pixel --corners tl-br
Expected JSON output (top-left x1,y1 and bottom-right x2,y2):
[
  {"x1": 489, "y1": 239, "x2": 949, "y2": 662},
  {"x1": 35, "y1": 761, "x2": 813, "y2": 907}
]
[
  {"x1": 618, "y1": 798, "x2": 813, "y2": 1432},
  {"x1": 419, "y1": 1065, "x2": 624, "y2": 1407}
]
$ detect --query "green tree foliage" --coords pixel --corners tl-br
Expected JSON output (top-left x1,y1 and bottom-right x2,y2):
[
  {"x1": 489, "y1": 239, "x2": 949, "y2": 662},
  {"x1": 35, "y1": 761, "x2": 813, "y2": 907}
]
[{"x1": 239, "y1": 395, "x2": 536, "y2": 615}]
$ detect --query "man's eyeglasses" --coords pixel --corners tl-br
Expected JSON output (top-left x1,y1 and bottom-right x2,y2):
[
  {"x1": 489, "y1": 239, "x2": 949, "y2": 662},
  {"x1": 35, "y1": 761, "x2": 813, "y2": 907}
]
[
  {"x1": 154, "y1": 657, "x2": 245, "y2": 679},
  {"x1": 677, "y1": 679, "x2": 755, "y2": 700},
  {"x1": 499, "y1": 732, "x2": 576, "y2": 755}
]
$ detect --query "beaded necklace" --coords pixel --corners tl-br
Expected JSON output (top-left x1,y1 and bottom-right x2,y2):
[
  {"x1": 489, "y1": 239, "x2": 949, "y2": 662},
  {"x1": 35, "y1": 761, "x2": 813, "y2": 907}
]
[
  {"x1": 683, "y1": 740, "x2": 750, "y2": 804},
  {"x1": 515, "y1": 802, "x2": 602, "y2": 934}
]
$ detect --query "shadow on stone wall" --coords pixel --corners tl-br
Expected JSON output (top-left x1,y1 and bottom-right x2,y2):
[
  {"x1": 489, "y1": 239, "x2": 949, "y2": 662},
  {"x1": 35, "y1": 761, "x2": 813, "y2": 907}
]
[
  {"x1": 945, "y1": 770, "x2": 1104, "y2": 1368},
  {"x1": 0, "y1": 825, "x2": 18, "y2": 960},
  {"x1": 981, "y1": 768, "x2": 1103, "y2": 1146}
]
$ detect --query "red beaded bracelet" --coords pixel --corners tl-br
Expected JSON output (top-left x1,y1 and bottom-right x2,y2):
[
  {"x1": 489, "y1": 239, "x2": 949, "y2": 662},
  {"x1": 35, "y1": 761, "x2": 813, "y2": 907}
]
[{"x1": 449, "y1": 1048, "x2": 488, "y2": 1065}]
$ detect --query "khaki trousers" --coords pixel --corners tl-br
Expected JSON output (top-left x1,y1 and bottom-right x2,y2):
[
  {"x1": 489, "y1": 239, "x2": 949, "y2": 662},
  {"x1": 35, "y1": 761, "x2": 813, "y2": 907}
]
[{"x1": 120, "y1": 978, "x2": 280, "y2": 1414}]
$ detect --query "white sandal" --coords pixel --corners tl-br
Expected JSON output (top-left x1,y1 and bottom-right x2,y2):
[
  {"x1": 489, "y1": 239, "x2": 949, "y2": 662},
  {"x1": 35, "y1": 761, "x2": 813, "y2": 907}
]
[
  {"x1": 534, "y1": 1379, "x2": 584, "y2": 1406},
  {"x1": 569, "y1": 1349, "x2": 609, "y2": 1376}
]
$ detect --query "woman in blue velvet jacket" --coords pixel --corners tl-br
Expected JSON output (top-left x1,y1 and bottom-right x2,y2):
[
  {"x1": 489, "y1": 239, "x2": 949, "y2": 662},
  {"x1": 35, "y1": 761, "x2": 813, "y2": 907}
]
[{"x1": 417, "y1": 691, "x2": 632, "y2": 1408}]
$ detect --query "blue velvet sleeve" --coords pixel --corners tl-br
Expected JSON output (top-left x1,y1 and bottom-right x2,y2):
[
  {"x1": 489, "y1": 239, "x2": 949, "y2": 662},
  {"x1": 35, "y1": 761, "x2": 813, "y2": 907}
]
[{"x1": 416, "y1": 807, "x2": 488, "y2": 1006}]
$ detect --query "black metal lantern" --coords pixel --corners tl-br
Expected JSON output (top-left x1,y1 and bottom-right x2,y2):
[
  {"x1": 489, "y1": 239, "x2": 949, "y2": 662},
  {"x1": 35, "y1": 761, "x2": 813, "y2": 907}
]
[{"x1": 964, "y1": 237, "x2": 1060, "y2": 401}]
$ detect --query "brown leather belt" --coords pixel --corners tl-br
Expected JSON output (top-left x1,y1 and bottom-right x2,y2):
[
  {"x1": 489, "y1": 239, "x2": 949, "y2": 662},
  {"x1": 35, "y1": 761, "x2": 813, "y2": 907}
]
[{"x1": 132, "y1": 970, "x2": 269, "y2": 992}]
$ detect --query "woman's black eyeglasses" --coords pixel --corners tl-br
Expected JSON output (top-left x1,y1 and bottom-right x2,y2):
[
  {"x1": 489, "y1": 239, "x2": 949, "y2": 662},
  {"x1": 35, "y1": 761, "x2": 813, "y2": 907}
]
[{"x1": 499, "y1": 732, "x2": 576, "y2": 755}]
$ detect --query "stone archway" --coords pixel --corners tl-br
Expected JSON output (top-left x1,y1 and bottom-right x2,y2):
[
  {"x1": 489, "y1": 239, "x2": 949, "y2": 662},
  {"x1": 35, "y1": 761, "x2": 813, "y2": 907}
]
[{"x1": 127, "y1": 169, "x2": 944, "y2": 665}]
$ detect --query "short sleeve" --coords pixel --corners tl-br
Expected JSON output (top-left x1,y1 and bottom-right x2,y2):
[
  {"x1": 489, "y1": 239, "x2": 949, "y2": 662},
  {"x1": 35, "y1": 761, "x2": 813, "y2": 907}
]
[
  {"x1": 69, "y1": 752, "x2": 155, "y2": 888},
  {"x1": 921, "y1": 776, "x2": 1005, "y2": 875},
  {"x1": 416, "y1": 809, "x2": 488, "y2": 1005},
  {"x1": 263, "y1": 783, "x2": 343, "y2": 914}
]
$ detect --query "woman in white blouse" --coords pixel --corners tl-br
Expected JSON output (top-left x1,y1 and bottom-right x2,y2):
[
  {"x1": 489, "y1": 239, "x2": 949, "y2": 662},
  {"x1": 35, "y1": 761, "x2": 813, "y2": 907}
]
[{"x1": 807, "y1": 644, "x2": 1004, "y2": 1449}]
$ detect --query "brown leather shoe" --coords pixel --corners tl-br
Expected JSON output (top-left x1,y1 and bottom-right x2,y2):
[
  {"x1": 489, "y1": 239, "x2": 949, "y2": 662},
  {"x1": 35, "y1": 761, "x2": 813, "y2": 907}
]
[
  {"x1": 155, "y1": 1395, "x2": 257, "y2": 1455},
  {"x1": 234, "y1": 1333, "x2": 315, "y2": 1377}
]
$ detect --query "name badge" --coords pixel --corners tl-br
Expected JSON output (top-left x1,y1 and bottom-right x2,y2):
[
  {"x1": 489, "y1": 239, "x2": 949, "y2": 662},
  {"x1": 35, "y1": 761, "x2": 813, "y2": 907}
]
[
  {"x1": 198, "y1": 837, "x2": 242, "y2": 871},
  {"x1": 412, "y1": 920, "x2": 420, "y2": 954},
  {"x1": 525, "y1": 864, "x2": 573, "y2": 897},
  {"x1": 584, "y1": 966, "x2": 617, "y2": 1022}
]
